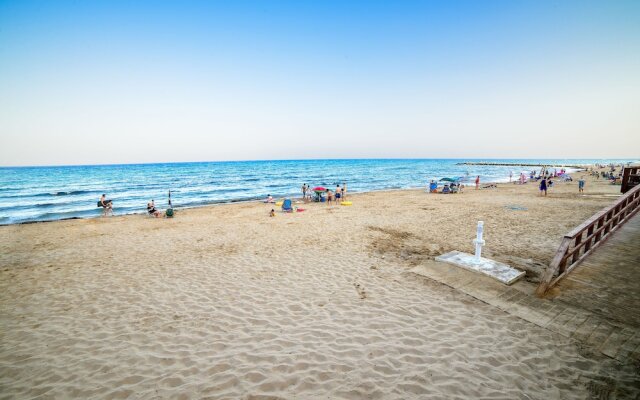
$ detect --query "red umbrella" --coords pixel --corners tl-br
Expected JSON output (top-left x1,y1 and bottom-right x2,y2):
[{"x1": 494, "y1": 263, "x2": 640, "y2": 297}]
[{"x1": 313, "y1": 186, "x2": 326, "y2": 192}]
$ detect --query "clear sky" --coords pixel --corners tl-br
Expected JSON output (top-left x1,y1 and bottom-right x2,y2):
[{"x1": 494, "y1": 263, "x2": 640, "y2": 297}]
[{"x1": 0, "y1": 1, "x2": 638, "y2": 166}]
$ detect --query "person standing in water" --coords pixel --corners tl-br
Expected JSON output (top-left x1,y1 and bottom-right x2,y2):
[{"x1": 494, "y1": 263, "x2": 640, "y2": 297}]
[
  {"x1": 99, "y1": 194, "x2": 113, "y2": 215},
  {"x1": 341, "y1": 182, "x2": 347, "y2": 200},
  {"x1": 301, "y1": 183, "x2": 307, "y2": 199}
]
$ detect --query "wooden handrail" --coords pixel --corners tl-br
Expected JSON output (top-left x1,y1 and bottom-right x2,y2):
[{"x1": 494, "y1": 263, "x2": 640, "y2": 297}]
[
  {"x1": 536, "y1": 183, "x2": 640, "y2": 296},
  {"x1": 566, "y1": 184, "x2": 637, "y2": 236},
  {"x1": 621, "y1": 166, "x2": 640, "y2": 193},
  {"x1": 556, "y1": 199, "x2": 639, "y2": 266}
]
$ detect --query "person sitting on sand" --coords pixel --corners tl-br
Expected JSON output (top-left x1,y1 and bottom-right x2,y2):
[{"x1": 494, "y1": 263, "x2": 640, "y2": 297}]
[
  {"x1": 147, "y1": 200, "x2": 162, "y2": 218},
  {"x1": 429, "y1": 180, "x2": 438, "y2": 193},
  {"x1": 99, "y1": 194, "x2": 113, "y2": 215},
  {"x1": 441, "y1": 184, "x2": 450, "y2": 194},
  {"x1": 264, "y1": 194, "x2": 274, "y2": 203},
  {"x1": 269, "y1": 209, "x2": 275, "y2": 217}
]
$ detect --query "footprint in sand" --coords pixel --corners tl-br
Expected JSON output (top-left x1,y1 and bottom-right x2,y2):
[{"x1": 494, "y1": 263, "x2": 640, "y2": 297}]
[{"x1": 354, "y1": 282, "x2": 367, "y2": 299}]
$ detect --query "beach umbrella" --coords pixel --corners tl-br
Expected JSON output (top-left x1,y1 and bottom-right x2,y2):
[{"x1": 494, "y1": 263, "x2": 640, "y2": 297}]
[
  {"x1": 439, "y1": 177, "x2": 460, "y2": 182},
  {"x1": 312, "y1": 186, "x2": 327, "y2": 202}
]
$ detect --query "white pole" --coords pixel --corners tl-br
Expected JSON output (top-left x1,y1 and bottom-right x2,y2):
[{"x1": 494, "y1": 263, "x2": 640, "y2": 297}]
[{"x1": 473, "y1": 221, "x2": 485, "y2": 260}]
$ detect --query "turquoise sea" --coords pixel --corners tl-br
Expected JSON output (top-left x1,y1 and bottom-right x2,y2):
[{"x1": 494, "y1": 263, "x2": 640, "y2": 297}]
[{"x1": 0, "y1": 158, "x2": 635, "y2": 224}]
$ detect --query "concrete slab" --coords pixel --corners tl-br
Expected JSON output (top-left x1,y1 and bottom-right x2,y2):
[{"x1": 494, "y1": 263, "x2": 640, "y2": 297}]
[
  {"x1": 600, "y1": 328, "x2": 634, "y2": 359},
  {"x1": 435, "y1": 250, "x2": 525, "y2": 285}
]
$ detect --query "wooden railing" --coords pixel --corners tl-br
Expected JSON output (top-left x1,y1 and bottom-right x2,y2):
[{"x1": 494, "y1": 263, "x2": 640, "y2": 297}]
[
  {"x1": 621, "y1": 166, "x2": 640, "y2": 194},
  {"x1": 536, "y1": 183, "x2": 640, "y2": 296}
]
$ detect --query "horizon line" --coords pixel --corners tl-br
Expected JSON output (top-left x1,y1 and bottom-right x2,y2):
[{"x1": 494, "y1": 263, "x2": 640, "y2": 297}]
[{"x1": 1, "y1": 157, "x2": 638, "y2": 169}]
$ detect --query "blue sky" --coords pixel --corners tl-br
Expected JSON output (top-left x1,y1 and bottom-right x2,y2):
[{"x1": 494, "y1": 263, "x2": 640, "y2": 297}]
[{"x1": 0, "y1": 1, "x2": 638, "y2": 166}]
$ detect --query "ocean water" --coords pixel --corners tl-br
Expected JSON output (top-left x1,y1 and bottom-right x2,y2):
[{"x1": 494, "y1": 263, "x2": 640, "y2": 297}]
[{"x1": 0, "y1": 159, "x2": 635, "y2": 225}]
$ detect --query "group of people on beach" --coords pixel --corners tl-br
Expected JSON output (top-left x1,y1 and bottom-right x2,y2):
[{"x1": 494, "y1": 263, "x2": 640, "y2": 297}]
[
  {"x1": 265, "y1": 182, "x2": 349, "y2": 216},
  {"x1": 587, "y1": 163, "x2": 627, "y2": 185},
  {"x1": 301, "y1": 183, "x2": 347, "y2": 204},
  {"x1": 98, "y1": 194, "x2": 168, "y2": 218},
  {"x1": 428, "y1": 180, "x2": 464, "y2": 193},
  {"x1": 536, "y1": 168, "x2": 589, "y2": 196},
  {"x1": 426, "y1": 166, "x2": 594, "y2": 198}
]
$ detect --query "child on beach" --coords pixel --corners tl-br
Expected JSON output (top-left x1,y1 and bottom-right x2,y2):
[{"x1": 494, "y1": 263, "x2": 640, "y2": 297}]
[
  {"x1": 578, "y1": 177, "x2": 585, "y2": 193},
  {"x1": 341, "y1": 183, "x2": 346, "y2": 200},
  {"x1": 475, "y1": 176, "x2": 480, "y2": 190},
  {"x1": 539, "y1": 178, "x2": 547, "y2": 196},
  {"x1": 326, "y1": 189, "x2": 333, "y2": 204},
  {"x1": 269, "y1": 209, "x2": 275, "y2": 217}
]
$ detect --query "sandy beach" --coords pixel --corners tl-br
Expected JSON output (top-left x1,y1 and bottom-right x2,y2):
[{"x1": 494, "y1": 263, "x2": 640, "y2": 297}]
[{"x1": 1, "y1": 169, "x2": 638, "y2": 399}]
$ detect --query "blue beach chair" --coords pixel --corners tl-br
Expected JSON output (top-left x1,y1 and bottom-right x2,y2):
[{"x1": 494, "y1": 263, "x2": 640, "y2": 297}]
[{"x1": 282, "y1": 198, "x2": 293, "y2": 212}]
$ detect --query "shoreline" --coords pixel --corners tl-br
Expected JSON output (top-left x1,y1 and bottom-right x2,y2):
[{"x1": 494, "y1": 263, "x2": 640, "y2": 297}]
[
  {"x1": 0, "y1": 168, "x2": 593, "y2": 227},
  {"x1": 3, "y1": 159, "x2": 628, "y2": 226},
  {"x1": 1, "y1": 187, "x2": 426, "y2": 227}
]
